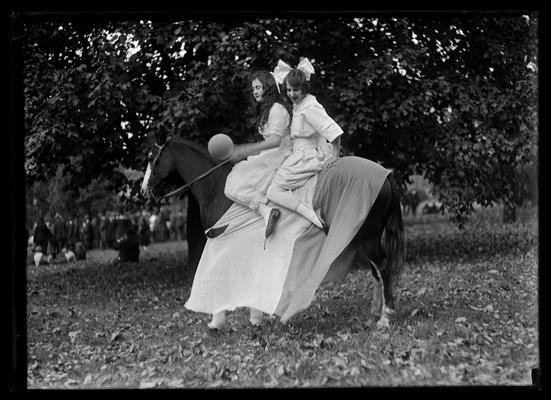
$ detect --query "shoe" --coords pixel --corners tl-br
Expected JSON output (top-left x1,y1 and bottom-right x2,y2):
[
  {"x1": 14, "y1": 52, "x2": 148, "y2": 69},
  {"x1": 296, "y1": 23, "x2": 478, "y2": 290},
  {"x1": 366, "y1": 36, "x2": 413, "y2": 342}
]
[
  {"x1": 265, "y1": 208, "x2": 281, "y2": 239},
  {"x1": 320, "y1": 216, "x2": 329, "y2": 234},
  {"x1": 208, "y1": 311, "x2": 226, "y2": 330}
]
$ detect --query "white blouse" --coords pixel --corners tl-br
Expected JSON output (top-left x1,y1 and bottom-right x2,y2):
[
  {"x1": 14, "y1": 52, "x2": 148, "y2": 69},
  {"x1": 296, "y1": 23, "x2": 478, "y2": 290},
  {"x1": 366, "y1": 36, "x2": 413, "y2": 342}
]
[
  {"x1": 259, "y1": 102, "x2": 290, "y2": 140},
  {"x1": 290, "y1": 94, "x2": 343, "y2": 148}
]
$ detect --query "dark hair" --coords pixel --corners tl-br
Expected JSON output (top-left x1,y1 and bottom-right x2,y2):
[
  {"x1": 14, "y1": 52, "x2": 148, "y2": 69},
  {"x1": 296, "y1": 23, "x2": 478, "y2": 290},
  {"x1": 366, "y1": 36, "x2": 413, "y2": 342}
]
[
  {"x1": 283, "y1": 69, "x2": 311, "y2": 95},
  {"x1": 250, "y1": 70, "x2": 288, "y2": 132}
]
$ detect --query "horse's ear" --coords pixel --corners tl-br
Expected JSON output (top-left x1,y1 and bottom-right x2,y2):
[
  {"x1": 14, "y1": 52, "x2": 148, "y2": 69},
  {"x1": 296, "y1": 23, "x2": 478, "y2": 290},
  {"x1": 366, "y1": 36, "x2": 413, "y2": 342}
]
[{"x1": 155, "y1": 126, "x2": 168, "y2": 145}]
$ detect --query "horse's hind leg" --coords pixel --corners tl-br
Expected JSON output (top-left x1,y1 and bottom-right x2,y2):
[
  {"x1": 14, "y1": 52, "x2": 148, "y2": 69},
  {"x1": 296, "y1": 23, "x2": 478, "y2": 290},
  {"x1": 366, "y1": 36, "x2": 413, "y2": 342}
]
[
  {"x1": 361, "y1": 238, "x2": 389, "y2": 329},
  {"x1": 381, "y1": 263, "x2": 396, "y2": 311},
  {"x1": 369, "y1": 261, "x2": 390, "y2": 329}
]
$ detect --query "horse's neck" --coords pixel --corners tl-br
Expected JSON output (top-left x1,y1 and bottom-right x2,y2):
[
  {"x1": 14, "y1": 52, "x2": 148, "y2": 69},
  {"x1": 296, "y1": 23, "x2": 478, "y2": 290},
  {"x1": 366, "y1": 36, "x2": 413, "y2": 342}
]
[{"x1": 171, "y1": 140, "x2": 233, "y2": 229}]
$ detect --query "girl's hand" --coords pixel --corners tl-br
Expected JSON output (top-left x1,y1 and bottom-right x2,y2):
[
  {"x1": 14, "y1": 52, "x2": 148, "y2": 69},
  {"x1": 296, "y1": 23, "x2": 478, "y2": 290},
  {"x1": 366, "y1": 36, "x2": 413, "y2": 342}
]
[{"x1": 229, "y1": 145, "x2": 244, "y2": 163}]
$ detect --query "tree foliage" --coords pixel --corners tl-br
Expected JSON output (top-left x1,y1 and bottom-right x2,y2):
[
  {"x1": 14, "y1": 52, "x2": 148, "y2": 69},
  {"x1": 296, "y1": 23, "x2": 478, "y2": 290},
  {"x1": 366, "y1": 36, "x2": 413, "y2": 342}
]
[{"x1": 21, "y1": 12, "x2": 538, "y2": 223}]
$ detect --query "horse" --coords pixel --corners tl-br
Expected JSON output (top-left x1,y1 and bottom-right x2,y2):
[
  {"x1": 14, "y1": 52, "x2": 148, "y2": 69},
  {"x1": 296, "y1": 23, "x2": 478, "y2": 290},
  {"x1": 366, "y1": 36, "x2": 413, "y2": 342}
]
[{"x1": 141, "y1": 134, "x2": 406, "y2": 328}]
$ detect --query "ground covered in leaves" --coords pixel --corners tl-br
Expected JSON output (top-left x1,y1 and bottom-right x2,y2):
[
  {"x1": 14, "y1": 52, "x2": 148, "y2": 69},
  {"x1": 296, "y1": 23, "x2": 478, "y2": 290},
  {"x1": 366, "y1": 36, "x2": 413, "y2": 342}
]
[{"x1": 26, "y1": 205, "x2": 539, "y2": 388}]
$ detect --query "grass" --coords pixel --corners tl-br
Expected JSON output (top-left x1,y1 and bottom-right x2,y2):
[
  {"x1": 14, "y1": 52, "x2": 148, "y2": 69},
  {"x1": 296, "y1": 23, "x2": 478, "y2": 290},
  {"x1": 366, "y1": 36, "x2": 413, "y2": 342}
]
[{"x1": 26, "y1": 205, "x2": 539, "y2": 388}]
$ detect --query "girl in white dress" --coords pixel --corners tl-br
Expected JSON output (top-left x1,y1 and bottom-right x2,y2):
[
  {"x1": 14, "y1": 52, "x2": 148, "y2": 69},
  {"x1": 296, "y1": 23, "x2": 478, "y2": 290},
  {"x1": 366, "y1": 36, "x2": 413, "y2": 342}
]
[
  {"x1": 266, "y1": 59, "x2": 343, "y2": 234},
  {"x1": 216, "y1": 71, "x2": 291, "y2": 328},
  {"x1": 224, "y1": 70, "x2": 292, "y2": 231}
]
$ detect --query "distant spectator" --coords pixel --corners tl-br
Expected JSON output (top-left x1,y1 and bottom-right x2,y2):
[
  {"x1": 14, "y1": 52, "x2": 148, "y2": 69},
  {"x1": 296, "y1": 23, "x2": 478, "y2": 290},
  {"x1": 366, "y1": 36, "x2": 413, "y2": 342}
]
[
  {"x1": 130, "y1": 210, "x2": 141, "y2": 232},
  {"x1": 52, "y1": 213, "x2": 68, "y2": 251},
  {"x1": 74, "y1": 241, "x2": 86, "y2": 260},
  {"x1": 81, "y1": 214, "x2": 95, "y2": 250},
  {"x1": 157, "y1": 207, "x2": 170, "y2": 242},
  {"x1": 115, "y1": 212, "x2": 129, "y2": 241},
  {"x1": 138, "y1": 214, "x2": 151, "y2": 249},
  {"x1": 423, "y1": 201, "x2": 442, "y2": 215},
  {"x1": 61, "y1": 246, "x2": 76, "y2": 262},
  {"x1": 149, "y1": 210, "x2": 159, "y2": 242},
  {"x1": 33, "y1": 246, "x2": 52, "y2": 267},
  {"x1": 66, "y1": 217, "x2": 79, "y2": 247},
  {"x1": 91, "y1": 215, "x2": 101, "y2": 249},
  {"x1": 175, "y1": 207, "x2": 186, "y2": 240},
  {"x1": 106, "y1": 212, "x2": 116, "y2": 248},
  {"x1": 113, "y1": 219, "x2": 140, "y2": 263},
  {"x1": 27, "y1": 233, "x2": 35, "y2": 265},
  {"x1": 169, "y1": 209, "x2": 179, "y2": 240},
  {"x1": 99, "y1": 213, "x2": 110, "y2": 250},
  {"x1": 33, "y1": 216, "x2": 55, "y2": 255}
]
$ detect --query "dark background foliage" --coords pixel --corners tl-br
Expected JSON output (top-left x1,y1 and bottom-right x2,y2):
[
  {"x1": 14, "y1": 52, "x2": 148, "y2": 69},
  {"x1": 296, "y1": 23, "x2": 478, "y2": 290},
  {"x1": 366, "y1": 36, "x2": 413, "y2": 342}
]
[{"x1": 20, "y1": 12, "x2": 538, "y2": 224}]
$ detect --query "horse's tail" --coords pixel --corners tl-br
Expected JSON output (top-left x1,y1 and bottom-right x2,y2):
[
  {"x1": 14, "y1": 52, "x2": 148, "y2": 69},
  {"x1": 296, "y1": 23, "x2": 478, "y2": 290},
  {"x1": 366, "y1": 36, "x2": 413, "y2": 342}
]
[{"x1": 383, "y1": 173, "x2": 406, "y2": 283}]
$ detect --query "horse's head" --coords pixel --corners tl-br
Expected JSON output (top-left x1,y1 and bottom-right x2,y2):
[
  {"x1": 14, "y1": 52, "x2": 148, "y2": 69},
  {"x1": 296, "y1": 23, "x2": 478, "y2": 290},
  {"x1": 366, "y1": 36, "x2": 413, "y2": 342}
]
[{"x1": 140, "y1": 135, "x2": 176, "y2": 201}]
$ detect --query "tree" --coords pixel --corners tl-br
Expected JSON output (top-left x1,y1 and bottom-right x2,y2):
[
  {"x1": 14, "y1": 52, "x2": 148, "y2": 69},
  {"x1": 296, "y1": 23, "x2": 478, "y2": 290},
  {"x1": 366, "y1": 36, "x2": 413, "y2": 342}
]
[{"x1": 21, "y1": 12, "x2": 538, "y2": 226}]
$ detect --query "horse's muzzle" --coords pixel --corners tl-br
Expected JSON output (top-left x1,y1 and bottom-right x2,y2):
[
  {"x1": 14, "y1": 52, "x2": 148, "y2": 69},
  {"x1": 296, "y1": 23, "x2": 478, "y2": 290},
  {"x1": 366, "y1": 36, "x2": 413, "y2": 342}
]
[{"x1": 142, "y1": 187, "x2": 158, "y2": 202}]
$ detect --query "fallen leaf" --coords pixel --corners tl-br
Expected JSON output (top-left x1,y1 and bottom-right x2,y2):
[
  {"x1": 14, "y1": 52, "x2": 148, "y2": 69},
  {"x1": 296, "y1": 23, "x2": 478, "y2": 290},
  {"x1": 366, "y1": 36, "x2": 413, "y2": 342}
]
[
  {"x1": 68, "y1": 330, "x2": 81, "y2": 344},
  {"x1": 110, "y1": 331, "x2": 122, "y2": 342},
  {"x1": 139, "y1": 380, "x2": 157, "y2": 389},
  {"x1": 64, "y1": 379, "x2": 80, "y2": 388},
  {"x1": 336, "y1": 332, "x2": 351, "y2": 341}
]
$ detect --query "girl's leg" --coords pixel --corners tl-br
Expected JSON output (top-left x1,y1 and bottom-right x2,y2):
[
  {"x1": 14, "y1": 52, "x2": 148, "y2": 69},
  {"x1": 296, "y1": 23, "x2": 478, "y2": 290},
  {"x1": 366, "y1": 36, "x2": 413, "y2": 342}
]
[
  {"x1": 266, "y1": 186, "x2": 324, "y2": 228},
  {"x1": 254, "y1": 202, "x2": 276, "y2": 227},
  {"x1": 225, "y1": 187, "x2": 273, "y2": 227}
]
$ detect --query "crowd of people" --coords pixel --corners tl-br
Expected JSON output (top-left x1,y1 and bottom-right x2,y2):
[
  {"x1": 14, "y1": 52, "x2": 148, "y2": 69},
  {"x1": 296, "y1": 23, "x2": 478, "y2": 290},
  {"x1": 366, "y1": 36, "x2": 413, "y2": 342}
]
[{"x1": 27, "y1": 204, "x2": 187, "y2": 266}]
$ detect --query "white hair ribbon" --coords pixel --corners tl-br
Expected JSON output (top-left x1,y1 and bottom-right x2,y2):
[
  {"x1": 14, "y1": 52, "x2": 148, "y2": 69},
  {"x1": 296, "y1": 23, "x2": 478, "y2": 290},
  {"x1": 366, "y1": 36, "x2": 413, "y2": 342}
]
[
  {"x1": 296, "y1": 57, "x2": 315, "y2": 81},
  {"x1": 272, "y1": 59, "x2": 293, "y2": 86},
  {"x1": 271, "y1": 57, "x2": 316, "y2": 85}
]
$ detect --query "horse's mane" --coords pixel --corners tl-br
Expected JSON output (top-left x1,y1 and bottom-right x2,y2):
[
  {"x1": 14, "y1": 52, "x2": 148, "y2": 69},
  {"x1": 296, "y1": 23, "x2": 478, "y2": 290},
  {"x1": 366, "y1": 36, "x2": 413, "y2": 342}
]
[{"x1": 170, "y1": 136, "x2": 217, "y2": 165}]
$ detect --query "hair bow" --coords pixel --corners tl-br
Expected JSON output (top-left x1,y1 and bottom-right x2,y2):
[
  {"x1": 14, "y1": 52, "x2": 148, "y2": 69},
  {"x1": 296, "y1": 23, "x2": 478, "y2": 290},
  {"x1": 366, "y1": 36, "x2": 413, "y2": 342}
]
[
  {"x1": 272, "y1": 57, "x2": 316, "y2": 86},
  {"x1": 296, "y1": 57, "x2": 315, "y2": 81},
  {"x1": 271, "y1": 59, "x2": 293, "y2": 87}
]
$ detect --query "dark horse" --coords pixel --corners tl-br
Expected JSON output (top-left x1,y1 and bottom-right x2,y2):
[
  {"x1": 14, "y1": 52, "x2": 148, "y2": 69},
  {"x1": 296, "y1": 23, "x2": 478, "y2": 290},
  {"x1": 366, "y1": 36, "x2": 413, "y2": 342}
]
[{"x1": 141, "y1": 135, "x2": 406, "y2": 327}]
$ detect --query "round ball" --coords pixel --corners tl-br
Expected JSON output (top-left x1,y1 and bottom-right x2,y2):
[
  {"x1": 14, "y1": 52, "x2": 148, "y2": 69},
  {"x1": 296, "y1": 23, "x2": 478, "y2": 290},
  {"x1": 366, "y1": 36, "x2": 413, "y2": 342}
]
[{"x1": 208, "y1": 133, "x2": 234, "y2": 160}]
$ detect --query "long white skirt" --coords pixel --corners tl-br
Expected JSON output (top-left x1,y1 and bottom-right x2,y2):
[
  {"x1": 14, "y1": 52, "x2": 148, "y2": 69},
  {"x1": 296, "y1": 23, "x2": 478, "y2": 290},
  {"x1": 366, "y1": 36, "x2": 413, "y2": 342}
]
[{"x1": 185, "y1": 176, "x2": 323, "y2": 318}]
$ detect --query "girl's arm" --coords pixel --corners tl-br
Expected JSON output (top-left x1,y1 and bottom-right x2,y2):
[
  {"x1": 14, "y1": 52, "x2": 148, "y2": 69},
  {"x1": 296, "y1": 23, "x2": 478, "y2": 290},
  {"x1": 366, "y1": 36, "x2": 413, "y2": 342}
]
[
  {"x1": 331, "y1": 135, "x2": 341, "y2": 157},
  {"x1": 229, "y1": 135, "x2": 281, "y2": 163},
  {"x1": 303, "y1": 104, "x2": 343, "y2": 149},
  {"x1": 229, "y1": 103, "x2": 289, "y2": 163}
]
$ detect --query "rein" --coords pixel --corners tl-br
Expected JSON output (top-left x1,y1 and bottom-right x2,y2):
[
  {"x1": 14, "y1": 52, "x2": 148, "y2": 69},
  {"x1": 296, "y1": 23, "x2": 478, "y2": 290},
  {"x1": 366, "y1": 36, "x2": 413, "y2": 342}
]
[{"x1": 162, "y1": 152, "x2": 231, "y2": 199}]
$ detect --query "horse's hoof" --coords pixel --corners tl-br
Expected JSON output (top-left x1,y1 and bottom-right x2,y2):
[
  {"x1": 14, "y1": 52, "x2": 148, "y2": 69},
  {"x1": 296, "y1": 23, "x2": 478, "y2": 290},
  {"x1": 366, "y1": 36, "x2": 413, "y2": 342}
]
[
  {"x1": 265, "y1": 208, "x2": 281, "y2": 238},
  {"x1": 365, "y1": 318, "x2": 377, "y2": 330},
  {"x1": 383, "y1": 305, "x2": 396, "y2": 315},
  {"x1": 376, "y1": 314, "x2": 390, "y2": 330}
]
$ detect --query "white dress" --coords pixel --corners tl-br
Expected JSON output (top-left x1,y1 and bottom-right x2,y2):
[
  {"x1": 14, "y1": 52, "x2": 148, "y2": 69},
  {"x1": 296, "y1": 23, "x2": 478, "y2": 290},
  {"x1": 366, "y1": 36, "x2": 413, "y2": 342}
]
[
  {"x1": 271, "y1": 94, "x2": 343, "y2": 190},
  {"x1": 224, "y1": 102, "x2": 291, "y2": 208}
]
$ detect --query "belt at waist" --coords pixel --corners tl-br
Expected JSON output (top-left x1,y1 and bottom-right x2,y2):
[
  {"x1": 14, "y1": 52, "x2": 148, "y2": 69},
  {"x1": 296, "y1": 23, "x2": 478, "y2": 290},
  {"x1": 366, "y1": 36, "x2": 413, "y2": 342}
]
[{"x1": 291, "y1": 137, "x2": 319, "y2": 149}]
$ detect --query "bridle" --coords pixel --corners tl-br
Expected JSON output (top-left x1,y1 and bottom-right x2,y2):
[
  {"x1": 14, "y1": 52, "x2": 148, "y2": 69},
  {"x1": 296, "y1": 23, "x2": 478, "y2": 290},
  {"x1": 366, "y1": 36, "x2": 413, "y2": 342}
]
[
  {"x1": 143, "y1": 139, "x2": 170, "y2": 202},
  {"x1": 145, "y1": 136, "x2": 231, "y2": 201}
]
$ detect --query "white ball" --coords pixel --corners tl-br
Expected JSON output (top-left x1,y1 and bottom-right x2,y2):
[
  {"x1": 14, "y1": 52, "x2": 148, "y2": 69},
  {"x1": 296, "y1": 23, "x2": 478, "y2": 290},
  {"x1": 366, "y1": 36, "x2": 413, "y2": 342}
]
[{"x1": 208, "y1": 133, "x2": 234, "y2": 160}]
